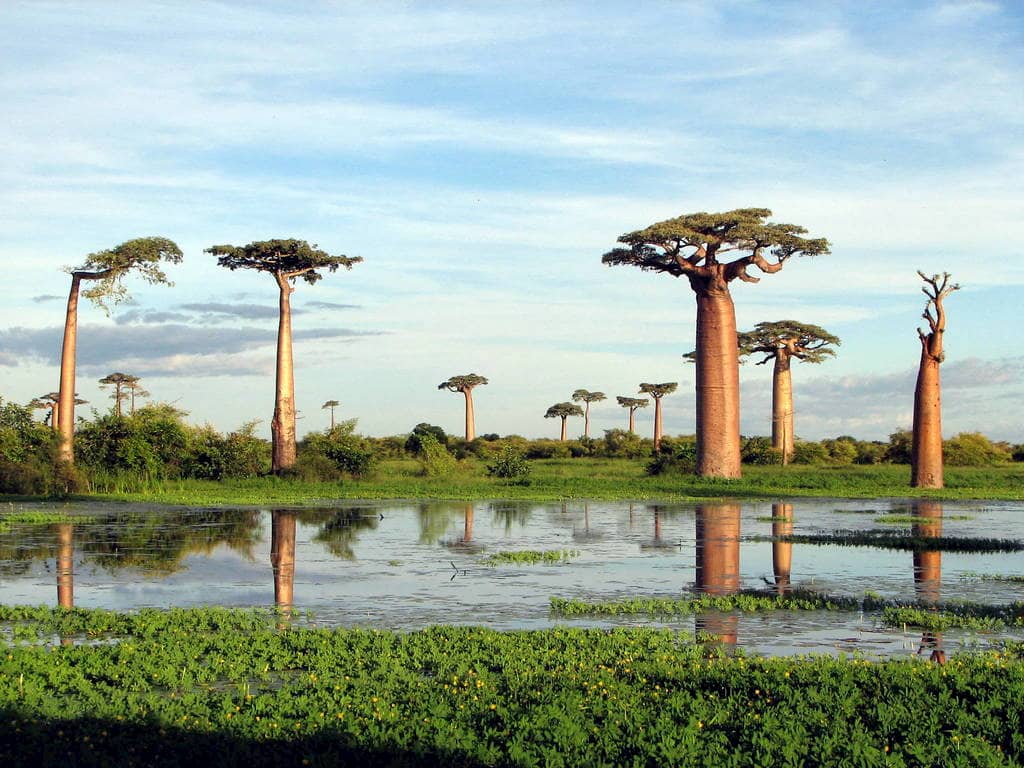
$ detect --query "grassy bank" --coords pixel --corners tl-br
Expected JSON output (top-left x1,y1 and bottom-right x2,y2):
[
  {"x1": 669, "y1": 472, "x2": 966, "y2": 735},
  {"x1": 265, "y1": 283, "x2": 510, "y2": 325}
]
[
  {"x1": 2, "y1": 606, "x2": 1023, "y2": 766},
  {"x1": 61, "y1": 459, "x2": 1024, "y2": 506}
]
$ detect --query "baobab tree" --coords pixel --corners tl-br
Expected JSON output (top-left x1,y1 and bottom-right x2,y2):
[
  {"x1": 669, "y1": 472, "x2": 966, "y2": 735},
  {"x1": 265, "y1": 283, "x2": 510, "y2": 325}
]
[
  {"x1": 56, "y1": 237, "x2": 183, "y2": 464},
  {"x1": 571, "y1": 389, "x2": 606, "y2": 438},
  {"x1": 207, "y1": 239, "x2": 362, "y2": 473},
  {"x1": 98, "y1": 372, "x2": 140, "y2": 417},
  {"x1": 616, "y1": 396, "x2": 649, "y2": 433},
  {"x1": 125, "y1": 378, "x2": 149, "y2": 415},
  {"x1": 603, "y1": 209, "x2": 829, "y2": 477},
  {"x1": 912, "y1": 271, "x2": 959, "y2": 488},
  {"x1": 322, "y1": 400, "x2": 340, "y2": 429},
  {"x1": 32, "y1": 393, "x2": 86, "y2": 430},
  {"x1": 639, "y1": 382, "x2": 677, "y2": 451},
  {"x1": 438, "y1": 374, "x2": 488, "y2": 441},
  {"x1": 544, "y1": 402, "x2": 583, "y2": 441},
  {"x1": 737, "y1": 321, "x2": 839, "y2": 465}
]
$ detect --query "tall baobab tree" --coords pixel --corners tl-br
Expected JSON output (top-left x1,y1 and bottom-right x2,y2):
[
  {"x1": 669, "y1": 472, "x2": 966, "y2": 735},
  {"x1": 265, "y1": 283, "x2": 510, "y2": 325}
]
[
  {"x1": 737, "y1": 321, "x2": 839, "y2": 464},
  {"x1": 639, "y1": 382, "x2": 677, "y2": 451},
  {"x1": 30, "y1": 393, "x2": 61, "y2": 430},
  {"x1": 98, "y1": 372, "x2": 140, "y2": 417},
  {"x1": 56, "y1": 238, "x2": 182, "y2": 464},
  {"x1": 207, "y1": 239, "x2": 362, "y2": 473},
  {"x1": 438, "y1": 374, "x2": 488, "y2": 441},
  {"x1": 603, "y1": 209, "x2": 829, "y2": 477},
  {"x1": 544, "y1": 402, "x2": 583, "y2": 441},
  {"x1": 912, "y1": 271, "x2": 959, "y2": 489},
  {"x1": 125, "y1": 378, "x2": 149, "y2": 415},
  {"x1": 616, "y1": 396, "x2": 649, "y2": 433},
  {"x1": 322, "y1": 400, "x2": 340, "y2": 429},
  {"x1": 571, "y1": 389, "x2": 606, "y2": 438}
]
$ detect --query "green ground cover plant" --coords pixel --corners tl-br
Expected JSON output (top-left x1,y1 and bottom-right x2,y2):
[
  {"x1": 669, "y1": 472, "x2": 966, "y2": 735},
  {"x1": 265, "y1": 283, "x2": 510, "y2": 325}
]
[
  {"x1": 1, "y1": 606, "x2": 1023, "y2": 766},
  {"x1": 481, "y1": 549, "x2": 579, "y2": 566},
  {"x1": 752, "y1": 529, "x2": 1024, "y2": 553}
]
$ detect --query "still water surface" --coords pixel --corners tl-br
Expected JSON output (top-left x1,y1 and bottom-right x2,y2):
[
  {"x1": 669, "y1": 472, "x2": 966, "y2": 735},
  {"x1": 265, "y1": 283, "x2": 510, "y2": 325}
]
[{"x1": 2, "y1": 498, "x2": 1022, "y2": 657}]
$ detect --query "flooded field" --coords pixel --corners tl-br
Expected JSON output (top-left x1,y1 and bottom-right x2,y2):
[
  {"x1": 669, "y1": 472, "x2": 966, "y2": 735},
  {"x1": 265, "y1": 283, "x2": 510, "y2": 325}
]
[{"x1": 1, "y1": 498, "x2": 1022, "y2": 657}]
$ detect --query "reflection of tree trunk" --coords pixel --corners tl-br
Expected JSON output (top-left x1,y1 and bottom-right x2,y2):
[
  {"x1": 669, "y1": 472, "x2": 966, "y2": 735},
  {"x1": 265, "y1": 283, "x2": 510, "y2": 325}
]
[
  {"x1": 772, "y1": 353, "x2": 794, "y2": 464},
  {"x1": 695, "y1": 503, "x2": 741, "y2": 645},
  {"x1": 463, "y1": 389, "x2": 476, "y2": 441},
  {"x1": 463, "y1": 504, "x2": 474, "y2": 542},
  {"x1": 771, "y1": 503, "x2": 793, "y2": 593},
  {"x1": 56, "y1": 523, "x2": 74, "y2": 610},
  {"x1": 559, "y1": 416, "x2": 567, "y2": 441},
  {"x1": 911, "y1": 354, "x2": 943, "y2": 488},
  {"x1": 57, "y1": 275, "x2": 82, "y2": 464},
  {"x1": 912, "y1": 501, "x2": 944, "y2": 663},
  {"x1": 271, "y1": 511, "x2": 297, "y2": 614},
  {"x1": 653, "y1": 509, "x2": 662, "y2": 543},
  {"x1": 694, "y1": 289, "x2": 741, "y2": 478},
  {"x1": 653, "y1": 396, "x2": 664, "y2": 450},
  {"x1": 272, "y1": 275, "x2": 298, "y2": 473}
]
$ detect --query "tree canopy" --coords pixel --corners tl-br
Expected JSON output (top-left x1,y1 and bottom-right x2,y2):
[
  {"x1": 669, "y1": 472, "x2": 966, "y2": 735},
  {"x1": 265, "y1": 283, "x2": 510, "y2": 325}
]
[
  {"x1": 602, "y1": 208, "x2": 829, "y2": 287},
  {"x1": 616, "y1": 396, "x2": 649, "y2": 409},
  {"x1": 67, "y1": 237, "x2": 183, "y2": 311},
  {"x1": 736, "y1": 321, "x2": 840, "y2": 365},
  {"x1": 438, "y1": 374, "x2": 489, "y2": 392},
  {"x1": 206, "y1": 239, "x2": 361, "y2": 283},
  {"x1": 545, "y1": 402, "x2": 584, "y2": 419},
  {"x1": 572, "y1": 389, "x2": 606, "y2": 404},
  {"x1": 639, "y1": 382, "x2": 677, "y2": 399}
]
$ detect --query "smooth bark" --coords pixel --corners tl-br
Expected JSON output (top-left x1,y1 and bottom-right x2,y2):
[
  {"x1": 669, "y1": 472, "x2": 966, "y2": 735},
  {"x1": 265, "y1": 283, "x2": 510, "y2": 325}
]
[
  {"x1": 271, "y1": 511, "x2": 297, "y2": 612},
  {"x1": 583, "y1": 402, "x2": 591, "y2": 438},
  {"x1": 463, "y1": 389, "x2": 476, "y2": 441},
  {"x1": 652, "y1": 397, "x2": 664, "y2": 450},
  {"x1": 559, "y1": 416, "x2": 568, "y2": 441},
  {"x1": 56, "y1": 275, "x2": 82, "y2": 464},
  {"x1": 912, "y1": 501, "x2": 944, "y2": 663},
  {"x1": 272, "y1": 275, "x2": 298, "y2": 472},
  {"x1": 771, "y1": 503, "x2": 793, "y2": 592},
  {"x1": 56, "y1": 523, "x2": 74, "y2": 610},
  {"x1": 911, "y1": 273, "x2": 955, "y2": 489},
  {"x1": 628, "y1": 408, "x2": 636, "y2": 433},
  {"x1": 694, "y1": 288, "x2": 741, "y2": 477},
  {"x1": 771, "y1": 351, "x2": 795, "y2": 464},
  {"x1": 695, "y1": 503, "x2": 741, "y2": 645}
]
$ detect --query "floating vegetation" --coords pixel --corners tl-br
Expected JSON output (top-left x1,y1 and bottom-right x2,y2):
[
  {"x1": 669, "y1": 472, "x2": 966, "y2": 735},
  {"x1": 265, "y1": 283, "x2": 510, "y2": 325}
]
[
  {"x1": 874, "y1": 514, "x2": 975, "y2": 524},
  {"x1": 1, "y1": 606, "x2": 1024, "y2": 765},
  {"x1": 755, "y1": 516, "x2": 791, "y2": 523},
  {"x1": 482, "y1": 549, "x2": 580, "y2": 566},
  {"x1": 0, "y1": 511, "x2": 97, "y2": 534},
  {"x1": 832, "y1": 508, "x2": 880, "y2": 515},
  {"x1": 882, "y1": 603, "x2": 1024, "y2": 631},
  {"x1": 959, "y1": 572, "x2": 1024, "y2": 584},
  {"x1": 750, "y1": 530, "x2": 1024, "y2": 553},
  {"x1": 550, "y1": 589, "x2": 871, "y2": 616}
]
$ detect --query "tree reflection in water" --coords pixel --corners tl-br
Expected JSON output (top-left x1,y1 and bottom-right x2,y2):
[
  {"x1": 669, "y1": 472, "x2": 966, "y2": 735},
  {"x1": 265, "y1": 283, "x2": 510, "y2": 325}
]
[
  {"x1": 772, "y1": 503, "x2": 793, "y2": 594},
  {"x1": 695, "y1": 503, "x2": 741, "y2": 646},
  {"x1": 270, "y1": 511, "x2": 297, "y2": 619},
  {"x1": 300, "y1": 508, "x2": 379, "y2": 561},
  {"x1": 912, "y1": 501, "x2": 945, "y2": 664}
]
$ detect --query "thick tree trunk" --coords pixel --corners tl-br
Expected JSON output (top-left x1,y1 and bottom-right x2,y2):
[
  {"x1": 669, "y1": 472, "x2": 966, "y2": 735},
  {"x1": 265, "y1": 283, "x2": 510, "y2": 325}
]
[
  {"x1": 771, "y1": 502, "x2": 793, "y2": 592},
  {"x1": 56, "y1": 523, "x2": 74, "y2": 609},
  {"x1": 463, "y1": 389, "x2": 476, "y2": 441},
  {"x1": 694, "y1": 289, "x2": 741, "y2": 478},
  {"x1": 463, "y1": 504, "x2": 474, "y2": 542},
  {"x1": 912, "y1": 501, "x2": 944, "y2": 662},
  {"x1": 583, "y1": 402, "x2": 590, "y2": 438},
  {"x1": 911, "y1": 352, "x2": 943, "y2": 488},
  {"x1": 114, "y1": 382, "x2": 123, "y2": 418},
  {"x1": 56, "y1": 275, "x2": 82, "y2": 464},
  {"x1": 559, "y1": 416, "x2": 567, "y2": 441},
  {"x1": 628, "y1": 407, "x2": 635, "y2": 433},
  {"x1": 653, "y1": 396, "x2": 664, "y2": 450},
  {"x1": 272, "y1": 275, "x2": 298, "y2": 472},
  {"x1": 271, "y1": 511, "x2": 297, "y2": 611},
  {"x1": 695, "y1": 503, "x2": 740, "y2": 645},
  {"x1": 771, "y1": 352, "x2": 795, "y2": 465},
  {"x1": 49, "y1": 403, "x2": 59, "y2": 432}
]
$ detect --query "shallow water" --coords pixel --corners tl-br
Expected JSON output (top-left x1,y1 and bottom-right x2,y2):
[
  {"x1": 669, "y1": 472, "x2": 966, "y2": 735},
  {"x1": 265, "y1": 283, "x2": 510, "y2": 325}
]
[{"x1": 1, "y1": 498, "x2": 1022, "y2": 657}]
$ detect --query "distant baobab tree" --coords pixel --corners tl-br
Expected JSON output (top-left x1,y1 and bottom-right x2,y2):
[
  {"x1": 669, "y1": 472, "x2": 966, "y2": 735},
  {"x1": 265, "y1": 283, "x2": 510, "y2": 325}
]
[
  {"x1": 98, "y1": 373, "x2": 140, "y2": 418},
  {"x1": 639, "y1": 382, "x2": 677, "y2": 450},
  {"x1": 571, "y1": 389, "x2": 606, "y2": 438},
  {"x1": 30, "y1": 393, "x2": 61, "y2": 430},
  {"x1": 603, "y1": 209, "x2": 829, "y2": 477},
  {"x1": 544, "y1": 402, "x2": 583, "y2": 441},
  {"x1": 208, "y1": 239, "x2": 361, "y2": 473},
  {"x1": 912, "y1": 271, "x2": 959, "y2": 489},
  {"x1": 736, "y1": 321, "x2": 839, "y2": 464},
  {"x1": 322, "y1": 400, "x2": 340, "y2": 429},
  {"x1": 125, "y1": 378, "x2": 149, "y2": 415},
  {"x1": 438, "y1": 374, "x2": 488, "y2": 441},
  {"x1": 616, "y1": 396, "x2": 649, "y2": 434},
  {"x1": 56, "y1": 237, "x2": 183, "y2": 464}
]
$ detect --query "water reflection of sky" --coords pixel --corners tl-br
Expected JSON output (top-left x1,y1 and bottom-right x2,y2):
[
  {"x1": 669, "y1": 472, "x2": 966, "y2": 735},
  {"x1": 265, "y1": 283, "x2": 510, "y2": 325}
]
[{"x1": 2, "y1": 499, "x2": 1022, "y2": 658}]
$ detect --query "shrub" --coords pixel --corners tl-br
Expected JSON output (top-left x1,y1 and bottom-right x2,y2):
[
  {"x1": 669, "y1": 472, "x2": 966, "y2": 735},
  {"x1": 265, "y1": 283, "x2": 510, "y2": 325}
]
[
  {"x1": 404, "y1": 423, "x2": 448, "y2": 455},
  {"x1": 943, "y1": 432, "x2": 1010, "y2": 466},
  {"x1": 886, "y1": 430, "x2": 913, "y2": 464},
  {"x1": 821, "y1": 438, "x2": 858, "y2": 464},
  {"x1": 741, "y1": 436, "x2": 782, "y2": 465},
  {"x1": 414, "y1": 433, "x2": 457, "y2": 477},
  {"x1": 790, "y1": 440, "x2": 829, "y2": 465},
  {"x1": 646, "y1": 436, "x2": 697, "y2": 475},
  {"x1": 524, "y1": 440, "x2": 571, "y2": 459},
  {"x1": 854, "y1": 442, "x2": 887, "y2": 465},
  {"x1": 485, "y1": 446, "x2": 532, "y2": 485},
  {"x1": 300, "y1": 420, "x2": 376, "y2": 478},
  {"x1": 601, "y1": 429, "x2": 650, "y2": 459}
]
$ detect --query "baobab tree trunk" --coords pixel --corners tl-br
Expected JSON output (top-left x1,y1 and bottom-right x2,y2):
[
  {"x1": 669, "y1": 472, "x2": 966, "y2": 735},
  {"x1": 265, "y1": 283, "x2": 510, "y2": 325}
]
[
  {"x1": 772, "y1": 351, "x2": 795, "y2": 465},
  {"x1": 694, "y1": 289, "x2": 741, "y2": 478},
  {"x1": 49, "y1": 402, "x2": 59, "y2": 432},
  {"x1": 695, "y1": 503, "x2": 741, "y2": 645},
  {"x1": 271, "y1": 511, "x2": 297, "y2": 613},
  {"x1": 771, "y1": 502, "x2": 793, "y2": 592},
  {"x1": 272, "y1": 275, "x2": 298, "y2": 473},
  {"x1": 911, "y1": 351, "x2": 943, "y2": 488},
  {"x1": 56, "y1": 275, "x2": 83, "y2": 464},
  {"x1": 463, "y1": 389, "x2": 476, "y2": 441},
  {"x1": 652, "y1": 397, "x2": 664, "y2": 450},
  {"x1": 583, "y1": 402, "x2": 591, "y2": 438},
  {"x1": 912, "y1": 501, "x2": 944, "y2": 663},
  {"x1": 559, "y1": 416, "x2": 568, "y2": 441},
  {"x1": 463, "y1": 504, "x2": 474, "y2": 542},
  {"x1": 628, "y1": 407, "x2": 636, "y2": 433},
  {"x1": 56, "y1": 523, "x2": 74, "y2": 609}
]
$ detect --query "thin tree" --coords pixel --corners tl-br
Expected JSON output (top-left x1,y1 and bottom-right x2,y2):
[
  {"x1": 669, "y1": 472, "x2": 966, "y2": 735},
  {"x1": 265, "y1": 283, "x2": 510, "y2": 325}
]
[
  {"x1": 736, "y1": 321, "x2": 839, "y2": 464},
  {"x1": 207, "y1": 239, "x2": 362, "y2": 473},
  {"x1": 571, "y1": 389, "x2": 606, "y2": 438},
  {"x1": 616, "y1": 396, "x2": 649, "y2": 433},
  {"x1": 322, "y1": 400, "x2": 340, "y2": 429},
  {"x1": 98, "y1": 372, "x2": 139, "y2": 417},
  {"x1": 125, "y1": 379, "x2": 149, "y2": 415},
  {"x1": 438, "y1": 374, "x2": 488, "y2": 441},
  {"x1": 603, "y1": 209, "x2": 829, "y2": 477},
  {"x1": 30, "y1": 393, "x2": 61, "y2": 431},
  {"x1": 544, "y1": 402, "x2": 583, "y2": 441},
  {"x1": 639, "y1": 382, "x2": 677, "y2": 451},
  {"x1": 911, "y1": 271, "x2": 959, "y2": 489},
  {"x1": 56, "y1": 237, "x2": 183, "y2": 464}
]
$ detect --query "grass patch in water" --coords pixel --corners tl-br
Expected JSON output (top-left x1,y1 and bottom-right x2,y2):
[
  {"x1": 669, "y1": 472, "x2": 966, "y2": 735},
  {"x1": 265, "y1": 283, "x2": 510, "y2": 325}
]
[
  {"x1": 874, "y1": 514, "x2": 976, "y2": 524},
  {"x1": 752, "y1": 530, "x2": 1024, "y2": 553},
  {"x1": 482, "y1": 549, "x2": 580, "y2": 566}
]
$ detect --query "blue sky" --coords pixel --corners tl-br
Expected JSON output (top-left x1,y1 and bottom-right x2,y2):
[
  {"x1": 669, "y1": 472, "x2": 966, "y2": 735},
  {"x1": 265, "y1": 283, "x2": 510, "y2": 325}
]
[{"x1": 2, "y1": 0, "x2": 1023, "y2": 442}]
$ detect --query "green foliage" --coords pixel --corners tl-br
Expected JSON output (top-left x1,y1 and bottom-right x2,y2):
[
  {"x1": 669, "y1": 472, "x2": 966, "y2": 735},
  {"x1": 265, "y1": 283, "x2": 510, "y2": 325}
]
[
  {"x1": 485, "y1": 446, "x2": 531, "y2": 484},
  {"x1": 73, "y1": 237, "x2": 183, "y2": 311},
  {"x1": 571, "y1": 389, "x2": 606, "y2": 404},
  {"x1": 544, "y1": 401, "x2": 584, "y2": 420},
  {"x1": 639, "y1": 381, "x2": 677, "y2": 399},
  {"x1": 437, "y1": 373, "x2": 488, "y2": 392},
  {"x1": 300, "y1": 420, "x2": 376, "y2": 478},
  {"x1": 206, "y1": 238, "x2": 361, "y2": 285},
  {"x1": 524, "y1": 439, "x2": 572, "y2": 459},
  {"x1": 182, "y1": 421, "x2": 270, "y2": 480},
  {"x1": 757, "y1": 529, "x2": 1024, "y2": 553},
  {"x1": 76, "y1": 405, "x2": 189, "y2": 481},
  {"x1": 414, "y1": 433, "x2": 457, "y2": 478},
  {"x1": 483, "y1": 549, "x2": 578, "y2": 565},
  {"x1": 602, "y1": 428, "x2": 650, "y2": 459},
  {"x1": 943, "y1": 432, "x2": 1010, "y2": 466},
  {"x1": 404, "y1": 423, "x2": 448, "y2": 454},
  {"x1": 0, "y1": 398, "x2": 58, "y2": 495},
  {"x1": 887, "y1": 430, "x2": 913, "y2": 464},
  {"x1": 740, "y1": 436, "x2": 782, "y2": 465},
  {"x1": 646, "y1": 436, "x2": 697, "y2": 475},
  {"x1": 737, "y1": 320, "x2": 840, "y2": 364},
  {"x1": 821, "y1": 438, "x2": 858, "y2": 464},
  {"x1": 790, "y1": 440, "x2": 829, "y2": 465}
]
